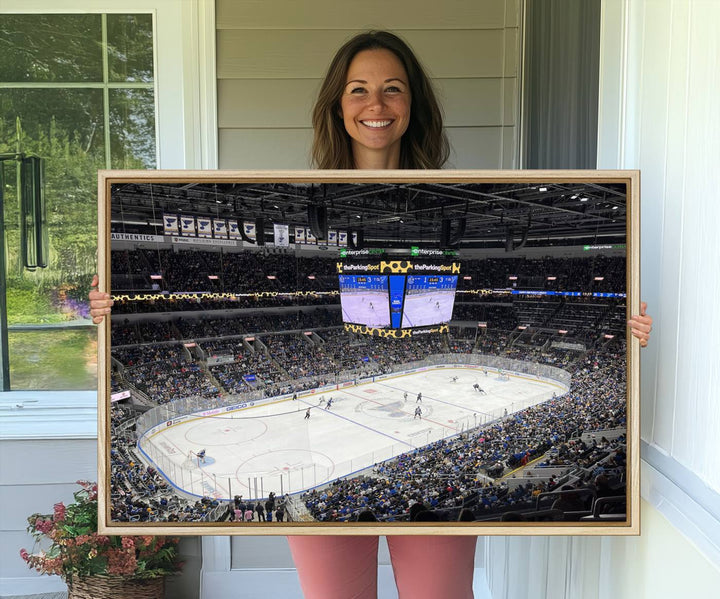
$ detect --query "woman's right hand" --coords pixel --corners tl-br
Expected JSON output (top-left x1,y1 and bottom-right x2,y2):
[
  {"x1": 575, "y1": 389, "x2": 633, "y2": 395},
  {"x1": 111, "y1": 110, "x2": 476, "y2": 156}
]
[{"x1": 89, "y1": 274, "x2": 113, "y2": 324}]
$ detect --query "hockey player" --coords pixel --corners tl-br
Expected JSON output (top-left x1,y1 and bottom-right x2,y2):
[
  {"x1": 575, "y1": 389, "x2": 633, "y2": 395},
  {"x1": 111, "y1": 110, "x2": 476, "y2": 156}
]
[
  {"x1": 325, "y1": 397, "x2": 333, "y2": 410},
  {"x1": 404, "y1": 391, "x2": 408, "y2": 402},
  {"x1": 196, "y1": 449, "x2": 206, "y2": 463},
  {"x1": 304, "y1": 408, "x2": 311, "y2": 419},
  {"x1": 416, "y1": 392, "x2": 422, "y2": 403},
  {"x1": 414, "y1": 406, "x2": 422, "y2": 419}
]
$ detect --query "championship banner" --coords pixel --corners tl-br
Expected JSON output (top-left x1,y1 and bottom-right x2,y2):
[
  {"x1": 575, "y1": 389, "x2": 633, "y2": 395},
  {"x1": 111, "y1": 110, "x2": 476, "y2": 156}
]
[
  {"x1": 228, "y1": 219, "x2": 241, "y2": 240},
  {"x1": 351, "y1": 231, "x2": 358, "y2": 247},
  {"x1": 338, "y1": 230, "x2": 348, "y2": 246},
  {"x1": 197, "y1": 217, "x2": 212, "y2": 238},
  {"x1": 328, "y1": 229, "x2": 338, "y2": 245},
  {"x1": 163, "y1": 214, "x2": 179, "y2": 235},
  {"x1": 213, "y1": 218, "x2": 228, "y2": 239},
  {"x1": 180, "y1": 216, "x2": 196, "y2": 236},
  {"x1": 274, "y1": 223, "x2": 290, "y2": 247},
  {"x1": 306, "y1": 228, "x2": 317, "y2": 244},
  {"x1": 243, "y1": 221, "x2": 257, "y2": 244},
  {"x1": 295, "y1": 227, "x2": 306, "y2": 244}
]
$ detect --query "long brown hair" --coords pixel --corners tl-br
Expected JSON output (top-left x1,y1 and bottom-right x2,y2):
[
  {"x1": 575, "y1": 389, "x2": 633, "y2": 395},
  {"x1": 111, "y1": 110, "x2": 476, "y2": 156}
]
[{"x1": 311, "y1": 31, "x2": 449, "y2": 170}]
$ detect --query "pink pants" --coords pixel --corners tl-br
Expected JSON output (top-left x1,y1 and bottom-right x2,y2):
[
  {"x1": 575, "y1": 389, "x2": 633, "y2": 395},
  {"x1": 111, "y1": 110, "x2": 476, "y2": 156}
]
[{"x1": 288, "y1": 535, "x2": 476, "y2": 599}]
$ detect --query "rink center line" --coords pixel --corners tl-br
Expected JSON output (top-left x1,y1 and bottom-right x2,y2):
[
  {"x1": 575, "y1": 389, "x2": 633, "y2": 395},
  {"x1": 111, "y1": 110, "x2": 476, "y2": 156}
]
[
  {"x1": 375, "y1": 379, "x2": 490, "y2": 415},
  {"x1": 296, "y1": 392, "x2": 417, "y2": 449},
  {"x1": 337, "y1": 387, "x2": 458, "y2": 431}
]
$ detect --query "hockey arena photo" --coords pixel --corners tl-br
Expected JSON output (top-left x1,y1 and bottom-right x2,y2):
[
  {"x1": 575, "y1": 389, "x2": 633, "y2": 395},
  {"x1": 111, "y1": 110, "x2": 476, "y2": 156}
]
[{"x1": 102, "y1": 173, "x2": 635, "y2": 532}]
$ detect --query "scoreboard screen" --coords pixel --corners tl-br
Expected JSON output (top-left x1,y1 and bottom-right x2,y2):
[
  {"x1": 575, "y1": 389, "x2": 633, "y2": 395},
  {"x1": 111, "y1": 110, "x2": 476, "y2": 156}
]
[
  {"x1": 338, "y1": 274, "x2": 391, "y2": 327},
  {"x1": 337, "y1": 263, "x2": 459, "y2": 332},
  {"x1": 400, "y1": 275, "x2": 458, "y2": 328}
]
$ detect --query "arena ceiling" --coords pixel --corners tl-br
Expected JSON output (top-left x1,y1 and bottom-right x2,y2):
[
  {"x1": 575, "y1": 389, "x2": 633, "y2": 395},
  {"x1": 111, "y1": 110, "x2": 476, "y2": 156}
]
[{"x1": 110, "y1": 179, "x2": 628, "y2": 250}]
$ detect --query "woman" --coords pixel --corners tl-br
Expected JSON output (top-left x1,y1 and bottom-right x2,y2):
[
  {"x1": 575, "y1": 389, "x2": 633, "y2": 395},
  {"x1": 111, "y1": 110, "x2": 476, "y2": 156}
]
[{"x1": 90, "y1": 30, "x2": 653, "y2": 599}]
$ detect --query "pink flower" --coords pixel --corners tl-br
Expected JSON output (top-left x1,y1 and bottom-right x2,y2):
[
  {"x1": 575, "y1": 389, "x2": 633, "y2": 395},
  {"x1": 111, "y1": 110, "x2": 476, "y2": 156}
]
[
  {"x1": 34, "y1": 518, "x2": 54, "y2": 535},
  {"x1": 53, "y1": 502, "x2": 66, "y2": 522},
  {"x1": 107, "y1": 548, "x2": 137, "y2": 576},
  {"x1": 121, "y1": 537, "x2": 135, "y2": 549},
  {"x1": 19, "y1": 548, "x2": 29, "y2": 562}
]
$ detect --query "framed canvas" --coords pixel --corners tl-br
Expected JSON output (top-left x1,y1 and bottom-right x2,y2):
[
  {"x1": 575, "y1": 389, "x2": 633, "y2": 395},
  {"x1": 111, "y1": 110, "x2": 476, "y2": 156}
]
[{"x1": 97, "y1": 169, "x2": 640, "y2": 536}]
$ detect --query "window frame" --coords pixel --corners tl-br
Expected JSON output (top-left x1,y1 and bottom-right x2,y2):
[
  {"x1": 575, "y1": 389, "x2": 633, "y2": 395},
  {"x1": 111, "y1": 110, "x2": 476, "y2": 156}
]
[{"x1": 0, "y1": 0, "x2": 216, "y2": 429}]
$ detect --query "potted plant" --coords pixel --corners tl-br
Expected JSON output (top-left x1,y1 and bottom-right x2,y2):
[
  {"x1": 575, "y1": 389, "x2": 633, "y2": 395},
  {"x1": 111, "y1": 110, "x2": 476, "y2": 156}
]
[{"x1": 20, "y1": 480, "x2": 182, "y2": 599}]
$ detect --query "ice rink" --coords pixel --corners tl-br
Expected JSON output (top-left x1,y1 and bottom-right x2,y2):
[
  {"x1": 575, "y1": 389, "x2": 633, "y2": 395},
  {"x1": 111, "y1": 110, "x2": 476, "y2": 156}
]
[
  {"x1": 144, "y1": 367, "x2": 568, "y2": 501},
  {"x1": 340, "y1": 291, "x2": 391, "y2": 327},
  {"x1": 401, "y1": 290, "x2": 455, "y2": 327}
]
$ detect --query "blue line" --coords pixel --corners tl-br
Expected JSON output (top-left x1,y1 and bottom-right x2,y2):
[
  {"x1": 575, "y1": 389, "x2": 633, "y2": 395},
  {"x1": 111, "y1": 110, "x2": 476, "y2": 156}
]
[
  {"x1": 300, "y1": 393, "x2": 415, "y2": 449},
  {"x1": 376, "y1": 378, "x2": 489, "y2": 415}
]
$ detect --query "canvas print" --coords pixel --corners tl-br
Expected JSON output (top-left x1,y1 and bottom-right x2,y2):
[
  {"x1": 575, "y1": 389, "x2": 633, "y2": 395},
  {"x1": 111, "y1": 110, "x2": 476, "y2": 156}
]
[{"x1": 99, "y1": 170, "x2": 639, "y2": 535}]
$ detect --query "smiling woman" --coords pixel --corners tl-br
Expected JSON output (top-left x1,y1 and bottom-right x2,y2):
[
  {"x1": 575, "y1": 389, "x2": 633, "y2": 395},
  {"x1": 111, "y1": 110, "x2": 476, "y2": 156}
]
[
  {"x1": 340, "y1": 48, "x2": 412, "y2": 169},
  {"x1": 311, "y1": 30, "x2": 448, "y2": 170}
]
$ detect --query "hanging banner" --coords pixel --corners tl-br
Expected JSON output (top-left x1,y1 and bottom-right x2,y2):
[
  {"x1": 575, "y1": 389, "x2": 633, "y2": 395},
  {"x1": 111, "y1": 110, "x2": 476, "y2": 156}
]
[
  {"x1": 295, "y1": 227, "x2": 306, "y2": 244},
  {"x1": 197, "y1": 217, "x2": 212, "y2": 238},
  {"x1": 180, "y1": 216, "x2": 196, "y2": 236},
  {"x1": 306, "y1": 228, "x2": 317, "y2": 245},
  {"x1": 213, "y1": 218, "x2": 228, "y2": 239},
  {"x1": 338, "y1": 230, "x2": 348, "y2": 247},
  {"x1": 163, "y1": 214, "x2": 179, "y2": 235},
  {"x1": 243, "y1": 221, "x2": 257, "y2": 245},
  {"x1": 274, "y1": 224, "x2": 290, "y2": 247},
  {"x1": 228, "y1": 219, "x2": 241, "y2": 240},
  {"x1": 328, "y1": 230, "x2": 338, "y2": 246}
]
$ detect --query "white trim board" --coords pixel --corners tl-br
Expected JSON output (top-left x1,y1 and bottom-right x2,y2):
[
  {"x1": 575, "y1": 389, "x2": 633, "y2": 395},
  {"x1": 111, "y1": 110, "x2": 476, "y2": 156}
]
[
  {"x1": 200, "y1": 566, "x2": 492, "y2": 599},
  {"x1": 0, "y1": 391, "x2": 96, "y2": 440},
  {"x1": 641, "y1": 442, "x2": 720, "y2": 568}
]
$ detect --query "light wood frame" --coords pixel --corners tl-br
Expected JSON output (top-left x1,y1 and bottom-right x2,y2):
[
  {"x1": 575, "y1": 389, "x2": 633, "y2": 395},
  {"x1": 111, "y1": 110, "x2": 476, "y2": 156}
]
[{"x1": 98, "y1": 169, "x2": 640, "y2": 536}]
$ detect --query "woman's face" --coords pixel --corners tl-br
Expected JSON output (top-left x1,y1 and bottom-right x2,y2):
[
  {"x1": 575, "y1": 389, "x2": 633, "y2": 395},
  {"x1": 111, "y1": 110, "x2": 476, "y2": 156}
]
[{"x1": 339, "y1": 48, "x2": 411, "y2": 168}]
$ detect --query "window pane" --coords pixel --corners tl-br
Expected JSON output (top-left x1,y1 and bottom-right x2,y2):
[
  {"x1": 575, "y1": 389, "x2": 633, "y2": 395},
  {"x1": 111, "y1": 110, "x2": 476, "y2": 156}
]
[
  {"x1": 8, "y1": 329, "x2": 97, "y2": 390},
  {"x1": 107, "y1": 14, "x2": 155, "y2": 83},
  {"x1": 1, "y1": 12, "x2": 156, "y2": 390},
  {"x1": 1, "y1": 88, "x2": 105, "y2": 280},
  {"x1": 0, "y1": 89, "x2": 106, "y2": 161},
  {"x1": 110, "y1": 89, "x2": 157, "y2": 168},
  {"x1": 0, "y1": 14, "x2": 103, "y2": 82}
]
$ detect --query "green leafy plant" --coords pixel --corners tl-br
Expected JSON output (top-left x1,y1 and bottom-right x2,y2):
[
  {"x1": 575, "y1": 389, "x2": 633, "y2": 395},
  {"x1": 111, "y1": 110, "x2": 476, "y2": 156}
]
[{"x1": 20, "y1": 481, "x2": 182, "y2": 583}]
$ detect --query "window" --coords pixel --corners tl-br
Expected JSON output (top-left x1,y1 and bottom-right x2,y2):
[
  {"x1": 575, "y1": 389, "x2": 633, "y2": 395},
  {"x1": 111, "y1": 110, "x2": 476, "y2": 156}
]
[{"x1": 0, "y1": 13, "x2": 156, "y2": 390}]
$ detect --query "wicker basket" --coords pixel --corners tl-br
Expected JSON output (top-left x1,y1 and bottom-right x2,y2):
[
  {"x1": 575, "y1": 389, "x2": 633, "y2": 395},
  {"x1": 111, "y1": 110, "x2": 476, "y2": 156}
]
[{"x1": 67, "y1": 575, "x2": 165, "y2": 599}]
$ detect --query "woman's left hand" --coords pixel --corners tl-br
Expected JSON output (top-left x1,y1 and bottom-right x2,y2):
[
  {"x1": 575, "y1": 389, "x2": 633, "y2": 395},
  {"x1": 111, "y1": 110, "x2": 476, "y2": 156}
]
[{"x1": 628, "y1": 301, "x2": 652, "y2": 348}]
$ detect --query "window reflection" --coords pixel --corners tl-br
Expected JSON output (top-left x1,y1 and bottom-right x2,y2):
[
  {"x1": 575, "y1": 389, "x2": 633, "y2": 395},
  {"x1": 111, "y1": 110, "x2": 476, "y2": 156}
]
[{"x1": 0, "y1": 13, "x2": 156, "y2": 390}]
